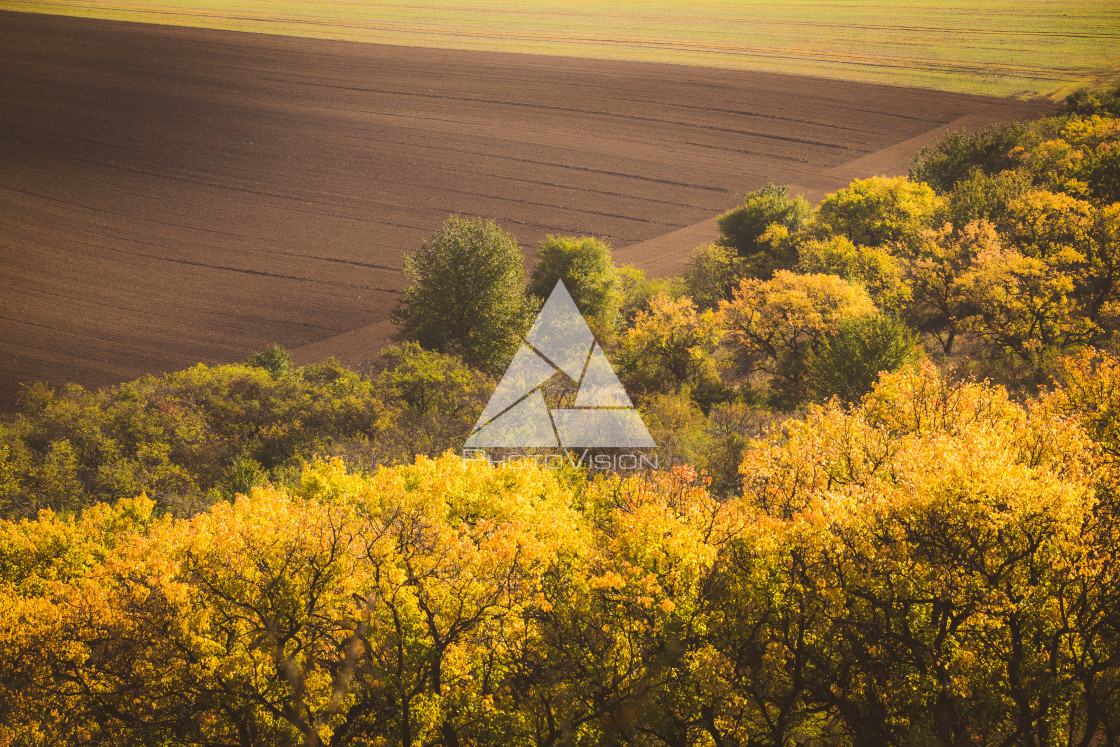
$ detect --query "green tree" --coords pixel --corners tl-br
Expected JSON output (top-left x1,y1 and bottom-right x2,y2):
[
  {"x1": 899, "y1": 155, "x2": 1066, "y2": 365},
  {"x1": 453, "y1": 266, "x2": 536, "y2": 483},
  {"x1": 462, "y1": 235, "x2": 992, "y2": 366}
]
[
  {"x1": 639, "y1": 392, "x2": 712, "y2": 470},
  {"x1": 375, "y1": 343, "x2": 491, "y2": 460},
  {"x1": 1063, "y1": 81, "x2": 1120, "y2": 117},
  {"x1": 944, "y1": 167, "x2": 1033, "y2": 230},
  {"x1": 392, "y1": 216, "x2": 535, "y2": 372},
  {"x1": 805, "y1": 313, "x2": 920, "y2": 402},
  {"x1": 245, "y1": 344, "x2": 293, "y2": 378},
  {"x1": 909, "y1": 121, "x2": 1031, "y2": 192},
  {"x1": 614, "y1": 264, "x2": 684, "y2": 327},
  {"x1": 716, "y1": 183, "x2": 809, "y2": 277},
  {"x1": 682, "y1": 242, "x2": 742, "y2": 310},
  {"x1": 529, "y1": 235, "x2": 620, "y2": 332}
]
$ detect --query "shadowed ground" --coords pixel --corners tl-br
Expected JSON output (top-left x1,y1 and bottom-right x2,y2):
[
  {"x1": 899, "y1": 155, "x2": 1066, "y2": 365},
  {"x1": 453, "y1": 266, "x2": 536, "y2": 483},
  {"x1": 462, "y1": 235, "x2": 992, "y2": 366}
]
[{"x1": 0, "y1": 11, "x2": 1048, "y2": 408}]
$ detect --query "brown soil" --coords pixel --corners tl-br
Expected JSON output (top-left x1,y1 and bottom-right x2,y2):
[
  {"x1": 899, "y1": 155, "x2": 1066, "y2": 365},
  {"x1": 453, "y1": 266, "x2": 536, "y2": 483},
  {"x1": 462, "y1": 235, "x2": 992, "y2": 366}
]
[{"x1": 0, "y1": 11, "x2": 1049, "y2": 409}]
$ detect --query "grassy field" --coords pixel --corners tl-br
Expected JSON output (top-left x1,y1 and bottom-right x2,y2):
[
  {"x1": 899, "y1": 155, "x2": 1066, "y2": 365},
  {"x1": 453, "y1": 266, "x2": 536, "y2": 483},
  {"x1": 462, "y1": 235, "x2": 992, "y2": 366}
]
[{"x1": 2, "y1": 0, "x2": 1118, "y2": 99}]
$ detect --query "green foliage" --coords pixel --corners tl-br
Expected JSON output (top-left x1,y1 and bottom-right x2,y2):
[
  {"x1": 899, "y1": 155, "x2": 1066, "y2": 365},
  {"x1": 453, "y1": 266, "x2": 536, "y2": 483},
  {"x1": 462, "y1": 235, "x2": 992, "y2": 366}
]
[
  {"x1": 910, "y1": 121, "x2": 1031, "y2": 192},
  {"x1": 944, "y1": 166, "x2": 1033, "y2": 229},
  {"x1": 716, "y1": 183, "x2": 809, "y2": 277},
  {"x1": 812, "y1": 175, "x2": 942, "y2": 252},
  {"x1": 223, "y1": 456, "x2": 264, "y2": 498},
  {"x1": 612, "y1": 263, "x2": 656, "y2": 325},
  {"x1": 640, "y1": 392, "x2": 711, "y2": 469},
  {"x1": 682, "y1": 242, "x2": 743, "y2": 310},
  {"x1": 0, "y1": 343, "x2": 501, "y2": 519},
  {"x1": 245, "y1": 344, "x2": 292, "y2": 377},
  {"x1": 392, "y1": 215, "x2": 535, "y2": 373},
  {"x1": 528, "y1": 235, "x2": 620, "y2": 332},
  {"x1": 915, "y1": 113, "x2": 1120, "y2": 207},
  {"x1": 0, "y1": 359, "x2": 382, "y2": 517},
  {"x1": 805, "y1": 313, "x2": 920, "y2": 402},
  {"x1": 1063, "y1": 80, "x2": 1120, "y2": 118},
  {"x1": 374, "y1": 342, "x2": 492, "y2": 460}
]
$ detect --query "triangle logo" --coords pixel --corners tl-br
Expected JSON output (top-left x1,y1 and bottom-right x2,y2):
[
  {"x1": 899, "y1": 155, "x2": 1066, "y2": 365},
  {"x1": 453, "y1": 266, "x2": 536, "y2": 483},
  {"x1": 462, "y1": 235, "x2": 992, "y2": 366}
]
[{"x1": 464, "y1": 280, "x2": 656, "y2": 449}]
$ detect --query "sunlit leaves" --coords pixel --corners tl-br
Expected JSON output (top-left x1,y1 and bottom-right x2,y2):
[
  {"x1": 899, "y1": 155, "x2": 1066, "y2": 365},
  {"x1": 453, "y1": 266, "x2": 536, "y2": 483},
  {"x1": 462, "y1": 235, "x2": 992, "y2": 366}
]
[{"x1": 721, "y1": 271, "x2": 876, "y2": 405}]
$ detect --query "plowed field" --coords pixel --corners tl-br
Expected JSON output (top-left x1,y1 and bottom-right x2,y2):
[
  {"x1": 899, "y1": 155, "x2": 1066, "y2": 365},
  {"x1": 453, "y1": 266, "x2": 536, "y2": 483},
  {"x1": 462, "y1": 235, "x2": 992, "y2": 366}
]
[{"x1": 0, "y1": 12, "x2": 1048, "y2": 408}]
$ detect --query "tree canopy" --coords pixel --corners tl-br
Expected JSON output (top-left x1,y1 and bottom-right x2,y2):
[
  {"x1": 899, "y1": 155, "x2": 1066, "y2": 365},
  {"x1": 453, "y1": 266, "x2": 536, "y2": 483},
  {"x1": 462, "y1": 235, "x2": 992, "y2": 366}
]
[{"x1": 392, "y1": 216, "x2": 535, "y2": 373}]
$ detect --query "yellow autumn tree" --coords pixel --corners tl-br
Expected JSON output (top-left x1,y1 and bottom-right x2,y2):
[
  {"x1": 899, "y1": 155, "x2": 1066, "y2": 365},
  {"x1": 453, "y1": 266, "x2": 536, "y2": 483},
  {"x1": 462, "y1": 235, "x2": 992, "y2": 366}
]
[
  {"x1": 720, "y1": 270, "x2": 876, "y2": 404},
  {"x1": 732, "y1": 362, "x2": 1103, "y2": 745}
]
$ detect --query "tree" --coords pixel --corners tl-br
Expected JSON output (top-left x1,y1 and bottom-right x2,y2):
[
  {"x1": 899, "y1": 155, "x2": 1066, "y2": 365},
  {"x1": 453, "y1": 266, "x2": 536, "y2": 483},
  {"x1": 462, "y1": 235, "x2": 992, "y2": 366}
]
[
  {"x1": 374, "y1": 343, "x2": 492, "y2": 460},
  {"x1": 944, "y1": 167, "x2": 1033, "y2": 230},
  {"x1": 903, "y1": 220, "x2": 1001, "y2": 355},
  {"x1": 796, "y1": 234, "x2": 911, "y2": 312},
  {"x1": 614, "y1": 263, "x2": 682, "y2": 327},
  {"x1": 958, "y1": 244, "x2": 1090, "y2": 375},
  {"x1": 1016, "y1": 115, "x2": 1120, "y2": 204},
  {"x1": 805, "y1": 313, "x2": 920, "y2": 402},
  {"x1": 716, "y1": 183, "x2": 809, "y2": 277},
  {"x1": 909, "y1": 121, "x2": 1031, "y2": 193},
  {"x1": 2, "y1": 371, "x2": 1119, "y2": 745},
  {"x1": 683, "y1": 242, "x2": 744, "y2": 310},
  {"x1": 736, "y1": 363, "x2": 1101, "y2": 745},
  {"x1": 392, "y1": 216, "x2": 535, "y2": 373},
  {"x1": 528, "y1": 467, "x2": 739, "y2": 745},
  {"x1": 1063, "y1": 81, "x2": 1120, "y2": 118},
  {"x1": 246, "y1": 344, "x2": 293, "y2": 378},
  {"x1": 812, "y1": 176, "x2": 942, "y2": 253},
  {"x1": 720, "y1": 271, "x2": 876, "y2": 406},
  {"x1": 528, "y1": 235, "x2": 620, "y2": 333},
  {"x1": 639, "y1": 392, "x2": 712, "y2": 470},
  {"x1": 616, "y1": 293, "x2": 723, "y2": 404},
  {"x1": 0, "y1": 359, "x2": 399, "y2": 519},
  {"x1": 0, "y1": 456, "x2": 586, "y2": 746},
  {"x1": 949, "y1": 191, "x2": 1101, "y2": 375}
]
